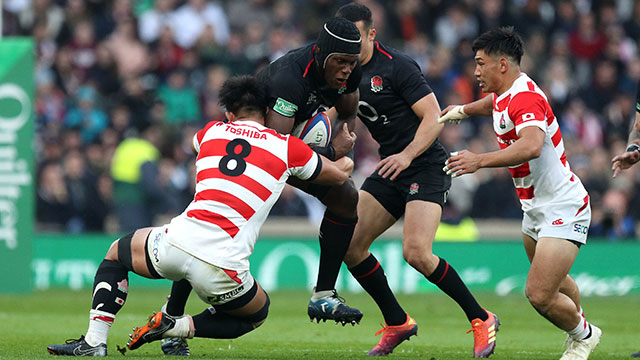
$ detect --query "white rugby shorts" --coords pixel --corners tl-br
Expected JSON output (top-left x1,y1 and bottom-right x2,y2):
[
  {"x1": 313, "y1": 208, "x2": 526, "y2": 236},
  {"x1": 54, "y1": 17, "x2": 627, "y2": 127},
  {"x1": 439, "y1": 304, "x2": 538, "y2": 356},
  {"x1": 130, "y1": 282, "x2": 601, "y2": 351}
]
[
  {"x1": 147, "y1": 225, "x2": 255, "y2": 305},
  {"x1": 522, "y1": 195, "x2": 591, "y2": 244}
]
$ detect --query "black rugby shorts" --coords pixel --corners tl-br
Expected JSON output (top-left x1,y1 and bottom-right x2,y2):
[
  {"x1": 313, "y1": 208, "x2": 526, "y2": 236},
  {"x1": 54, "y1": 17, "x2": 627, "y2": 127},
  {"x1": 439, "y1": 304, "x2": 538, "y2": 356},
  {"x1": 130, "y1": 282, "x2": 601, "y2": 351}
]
[{"x1": 361, "y1": 161, "x2": 451, "y2": 219}]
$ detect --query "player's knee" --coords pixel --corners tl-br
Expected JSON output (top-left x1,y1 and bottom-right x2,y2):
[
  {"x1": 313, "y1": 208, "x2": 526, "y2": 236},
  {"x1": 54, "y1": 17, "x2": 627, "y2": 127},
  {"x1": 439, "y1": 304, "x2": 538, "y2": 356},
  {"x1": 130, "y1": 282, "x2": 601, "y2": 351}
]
[
  {"x1": 326, "y1": 181, "x2": 359, "y2": 217},
  {"x1": 525, "y1": 286, "x2": 552, "y2": 312},
  {"x1": 344, "y1": 247, "x2": 366, "y2": 267},
  {"x1": 105, "y1": 240, "x2": 119, "y2": 261},
  {"x1": 344, "y1": 237, "x2": 370, "y2": 266},
  {"x1": 402, "y1": 246, "x2": 434, "y2": 268},
  {"x1": 247, "y1": 293, "x2": 270, "y2": 329},
  {"x1": 402, "y1": 250, "x2": 427, "y2": 270}
]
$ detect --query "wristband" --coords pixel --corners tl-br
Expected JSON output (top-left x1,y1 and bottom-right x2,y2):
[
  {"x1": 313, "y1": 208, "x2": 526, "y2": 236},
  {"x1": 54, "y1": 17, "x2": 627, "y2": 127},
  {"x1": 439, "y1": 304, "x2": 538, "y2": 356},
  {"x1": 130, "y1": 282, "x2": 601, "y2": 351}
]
[
  {"x1": 626, "y1": 144, "x2": 640, "y2": 154},
  {"x1": 312, "y1": 144, "x2": 336, "y2": 161}
]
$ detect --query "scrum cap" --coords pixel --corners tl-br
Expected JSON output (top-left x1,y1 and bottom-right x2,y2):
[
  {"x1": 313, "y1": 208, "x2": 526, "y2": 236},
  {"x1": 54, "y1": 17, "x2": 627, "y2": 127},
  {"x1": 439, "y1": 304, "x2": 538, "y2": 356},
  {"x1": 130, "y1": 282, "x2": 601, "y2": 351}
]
[{"x1": 315, "y1": 17, "x2": 361, "y2": 69}]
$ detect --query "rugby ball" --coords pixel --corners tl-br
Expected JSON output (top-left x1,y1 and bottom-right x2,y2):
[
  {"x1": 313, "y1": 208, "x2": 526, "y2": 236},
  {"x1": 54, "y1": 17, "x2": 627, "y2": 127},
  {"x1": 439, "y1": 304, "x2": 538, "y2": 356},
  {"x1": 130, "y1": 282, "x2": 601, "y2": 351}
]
[{"x1": 291, "y1": 112, "x2": 332, "y2": 147}]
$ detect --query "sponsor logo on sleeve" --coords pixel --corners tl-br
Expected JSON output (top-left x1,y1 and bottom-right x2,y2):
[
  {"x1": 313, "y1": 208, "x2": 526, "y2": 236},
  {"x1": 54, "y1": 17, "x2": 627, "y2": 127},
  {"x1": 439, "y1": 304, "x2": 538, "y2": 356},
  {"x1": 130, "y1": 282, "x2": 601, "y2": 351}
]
[{"x1": 274, "y1": 98, "x2": 298, "y2": 117}]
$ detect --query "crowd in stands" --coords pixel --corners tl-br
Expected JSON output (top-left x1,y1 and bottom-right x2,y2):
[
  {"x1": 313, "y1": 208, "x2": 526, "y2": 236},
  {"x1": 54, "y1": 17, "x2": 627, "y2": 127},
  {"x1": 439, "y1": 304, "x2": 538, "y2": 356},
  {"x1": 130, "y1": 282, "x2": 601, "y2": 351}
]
[{"x1": 22, "y1": 0, "x2": 640, "y2": 240}]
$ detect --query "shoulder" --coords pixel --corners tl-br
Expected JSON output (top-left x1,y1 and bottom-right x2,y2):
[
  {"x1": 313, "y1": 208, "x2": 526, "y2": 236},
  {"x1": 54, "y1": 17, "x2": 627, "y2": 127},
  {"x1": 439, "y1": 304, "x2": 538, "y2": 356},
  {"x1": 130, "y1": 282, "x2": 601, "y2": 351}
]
[
  {"x1": 375, "y1": 42, "x2": 419, "y2": 69},
  {"x1": 260, "y1": 47, "x2": 313, "y2": 90}
]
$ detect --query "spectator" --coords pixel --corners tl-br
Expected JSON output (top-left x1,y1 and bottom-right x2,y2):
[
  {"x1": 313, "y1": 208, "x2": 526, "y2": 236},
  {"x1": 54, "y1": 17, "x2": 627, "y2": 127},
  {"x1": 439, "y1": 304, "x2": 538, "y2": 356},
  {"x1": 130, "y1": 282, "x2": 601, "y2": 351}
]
[
  {"x1": 138, "y1": 0, "x2": 175, "y2": 44},
  {"x1": 590, "y1": 188, "x2": 636, "y2": 240},
  {"x1": 36, "y1": 162, "x2": 72, "y2": 231},
  {"x1": 110, "y1": 126, "x2": 165, "y2": 232},
  {"x1": 434, "y1": 3, "x2": 478, "y2": 49},
  {"x1": 19, "y1": 0, "x2": 65, "y2": 40},
  {"x1": 156, "y1": 69, "x2": 200, "y2": 124},
  {"x1": 63, "y1": 86, "x2": 109, "y2": 143},
  {"x1": 569, "y1": 12, "x2": 607, "y2": 62},
  {"x1": 62, "y1": 150, "x2": 109, "y2": 232},
  {"x1": 170, "y1": 0, "x2": 229, "y2": 49},
  {"x1": 104, "y1": 17, "x2": 150, "y2": 78}
]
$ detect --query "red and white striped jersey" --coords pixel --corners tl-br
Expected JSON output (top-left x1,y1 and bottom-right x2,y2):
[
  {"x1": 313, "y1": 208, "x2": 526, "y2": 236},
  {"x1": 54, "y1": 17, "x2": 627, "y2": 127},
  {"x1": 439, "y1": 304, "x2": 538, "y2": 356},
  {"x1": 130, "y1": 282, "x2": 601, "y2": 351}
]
[
  {"x1": 492, "y1": 73, "x2": 588, "y2": 211},
  {"x1": 167, "y1": 120, "x2": 320, "y2": 271}
]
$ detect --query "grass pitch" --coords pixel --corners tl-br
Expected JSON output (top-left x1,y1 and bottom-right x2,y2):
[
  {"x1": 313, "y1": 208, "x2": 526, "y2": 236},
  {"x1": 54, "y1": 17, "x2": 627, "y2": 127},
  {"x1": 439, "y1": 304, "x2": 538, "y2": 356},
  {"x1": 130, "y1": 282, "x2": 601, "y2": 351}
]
[{"x1": 0, "y1": 289, "x2": 637, "y2": 359}]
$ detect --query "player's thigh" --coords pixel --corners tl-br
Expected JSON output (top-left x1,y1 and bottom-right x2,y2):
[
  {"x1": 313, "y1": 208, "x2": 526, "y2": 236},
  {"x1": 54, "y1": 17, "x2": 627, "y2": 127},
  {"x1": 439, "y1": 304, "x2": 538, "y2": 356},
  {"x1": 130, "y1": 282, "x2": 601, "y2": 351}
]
[
  {"x1": 523, "y1": 233, "x2": 536, "y2": 263},
  {"x1": 402, "y1": 200, "x2": 442, "y2": 256},
  {"x1": 527, "y1": 237, "x2": 579, "y2": 294},
  {"x1": 346, "y1": 190, "x2": 396, "y2": 262},
  {"x1": 221, "y1": 281, "x2": 268, "y2": 318},
  {"x1": 286, "y1": 176, "x2": 358, "y2": 218},
  {"x1": 105, "y1": 227, "x2": 156, "y2": 278}
]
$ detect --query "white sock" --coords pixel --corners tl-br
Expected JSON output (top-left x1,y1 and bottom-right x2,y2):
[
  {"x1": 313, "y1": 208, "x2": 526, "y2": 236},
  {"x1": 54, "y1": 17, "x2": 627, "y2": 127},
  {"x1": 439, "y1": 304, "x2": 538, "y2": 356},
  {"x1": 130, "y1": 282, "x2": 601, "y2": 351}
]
[
  {"x1": 85, "y1": 309, "x2": 115, "y2": 346},
  {"x1": 164, "y1": 315, "x2": 195, "y2": 339},
  {"x1": 311, "y1": 290, "x2": 334, "y2": 301},
  {"x1": 568, "y1": 316, "x2": 591, "y2": 341}
]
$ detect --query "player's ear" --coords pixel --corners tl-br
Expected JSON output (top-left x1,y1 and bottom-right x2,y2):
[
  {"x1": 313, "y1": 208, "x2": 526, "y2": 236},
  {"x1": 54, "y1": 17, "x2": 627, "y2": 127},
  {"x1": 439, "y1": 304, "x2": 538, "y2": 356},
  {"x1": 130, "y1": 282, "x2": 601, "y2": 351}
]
[
  {"x1": 225, "y1": 111, "x2": 237, "y2": 122},
  {"x1": 369, "y1": 28, "x2": 376, "y2": 41},
  {"x1": 499, "y1": 57, "x2": 509, "y2": 73}
]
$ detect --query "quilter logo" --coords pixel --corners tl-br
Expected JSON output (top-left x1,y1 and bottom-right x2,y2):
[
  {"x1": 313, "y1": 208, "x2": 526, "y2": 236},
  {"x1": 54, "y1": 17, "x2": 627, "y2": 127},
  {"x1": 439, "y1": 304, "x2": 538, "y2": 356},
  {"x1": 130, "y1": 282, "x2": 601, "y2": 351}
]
[{"x1": 552, "y1": 219, "x2": 564, "y2": 225}]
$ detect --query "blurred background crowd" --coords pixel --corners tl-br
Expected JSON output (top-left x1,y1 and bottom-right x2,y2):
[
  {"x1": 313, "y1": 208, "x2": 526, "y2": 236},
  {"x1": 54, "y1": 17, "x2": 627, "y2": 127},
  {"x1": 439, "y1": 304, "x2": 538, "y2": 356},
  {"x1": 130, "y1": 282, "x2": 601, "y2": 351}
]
[{"x1": 18, "y1": 0, "x2": 640, "y2": 240}]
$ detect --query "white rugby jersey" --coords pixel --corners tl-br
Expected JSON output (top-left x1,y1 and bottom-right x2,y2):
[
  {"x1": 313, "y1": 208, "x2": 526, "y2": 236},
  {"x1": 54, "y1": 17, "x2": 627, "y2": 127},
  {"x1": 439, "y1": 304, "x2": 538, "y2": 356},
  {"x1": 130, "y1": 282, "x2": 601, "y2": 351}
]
[
  {"x1": 167, "y1": 120, "x2": 320, "y2": 271},
  {"x1": 492, "y1": 73, "x2": 589, "y2": 212}
]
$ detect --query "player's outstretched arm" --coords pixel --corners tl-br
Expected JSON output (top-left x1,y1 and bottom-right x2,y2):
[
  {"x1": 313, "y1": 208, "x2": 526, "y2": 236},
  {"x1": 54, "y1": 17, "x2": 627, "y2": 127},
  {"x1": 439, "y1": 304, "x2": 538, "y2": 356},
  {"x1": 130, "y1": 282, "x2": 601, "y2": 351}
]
[
  {"x1": 438, "y1": 94, "x2": 493, "y2": 124},
  {"x1": 612, "y1": 112, "x2": 640, "y2": 178},
  {"x1": 311, "y1": 155, "x2": 354, "y2": 185},
  {"x1": 444, "y1": 126, "x2": 544, "y2": 177}
]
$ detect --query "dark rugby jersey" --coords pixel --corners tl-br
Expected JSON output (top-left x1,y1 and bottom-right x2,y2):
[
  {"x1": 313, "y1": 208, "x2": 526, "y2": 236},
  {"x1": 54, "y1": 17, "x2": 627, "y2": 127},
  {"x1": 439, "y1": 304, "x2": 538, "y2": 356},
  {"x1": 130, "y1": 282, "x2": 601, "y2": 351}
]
[
  {"x1": 358, "y1": 41, "x2": 447, "y2": 165},
  {"x1": 257, "y1": 44, "x2": 362, "y2": 131}
]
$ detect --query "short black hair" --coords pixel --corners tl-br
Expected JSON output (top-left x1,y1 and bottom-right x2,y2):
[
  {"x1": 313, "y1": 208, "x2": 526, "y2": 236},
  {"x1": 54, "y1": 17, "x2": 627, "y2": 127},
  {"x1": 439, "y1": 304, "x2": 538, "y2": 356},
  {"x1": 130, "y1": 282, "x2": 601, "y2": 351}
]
[
  {"x1": 472, "y1": 27, "x2": 524, "y2": 65},
  {"x1": 219, "y1": 75, "x2": 268, "y2": 118},
  {"x1": 336, "y1": 3, "x2": 373, "y2": 30}
]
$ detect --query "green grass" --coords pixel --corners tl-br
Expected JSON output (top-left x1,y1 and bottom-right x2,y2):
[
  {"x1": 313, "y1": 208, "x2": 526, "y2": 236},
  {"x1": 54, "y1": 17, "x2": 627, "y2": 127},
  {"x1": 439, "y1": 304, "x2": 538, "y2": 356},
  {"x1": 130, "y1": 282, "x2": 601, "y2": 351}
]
[{"x1": 0, "y1": 289, "x2": 637, "y2": 359}]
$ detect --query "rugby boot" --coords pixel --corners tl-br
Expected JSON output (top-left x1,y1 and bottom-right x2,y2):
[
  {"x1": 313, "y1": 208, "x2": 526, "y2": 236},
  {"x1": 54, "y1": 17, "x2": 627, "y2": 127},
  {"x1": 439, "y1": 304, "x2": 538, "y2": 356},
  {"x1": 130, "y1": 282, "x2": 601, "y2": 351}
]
[
  {"x1": 161, "y1": 337, "x2": 191, "y2": 356},
  {"x1": 160, "y1": 300, "x2": 190, "y2": 356},
  {"x1": 308, "y1": 289, "x2": 363, "y2": 326},
  {"x1": 560, "y1": 325, "x2": 602, "y2": 360},
  {"x1": 467, "y1": 310, "x2": 500, "y2": 358},
  {"x1": 367, "y1": 314, "x2": 418, "y2": 356},
  {"x1": 127, "y1": 312, "x2": 176, "y2": 350},
  {"x1": 47, "y1": 335, "x2": 107, "y2": 356}
]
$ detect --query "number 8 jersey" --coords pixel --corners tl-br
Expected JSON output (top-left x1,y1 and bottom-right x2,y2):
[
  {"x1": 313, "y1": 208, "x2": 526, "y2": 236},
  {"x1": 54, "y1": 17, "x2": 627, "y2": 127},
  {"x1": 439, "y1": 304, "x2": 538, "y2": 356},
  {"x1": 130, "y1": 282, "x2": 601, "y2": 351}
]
[{"x1": 167, "y1": 120, "x2": 321, "y2": 271}]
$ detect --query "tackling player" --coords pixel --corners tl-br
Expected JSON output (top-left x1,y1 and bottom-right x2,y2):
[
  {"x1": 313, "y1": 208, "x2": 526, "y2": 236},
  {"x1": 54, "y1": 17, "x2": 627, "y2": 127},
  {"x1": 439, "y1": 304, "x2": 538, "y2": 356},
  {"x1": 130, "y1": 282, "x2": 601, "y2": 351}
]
[
  {"x1": 46, "y1": 75, "x2": 354, "y2": 357},
  {"x1": 439, "y1": 27, "x2": 602, "y2": 360},
  {"x1": 336, "y1": 4, "x2": 498, "y2": 358}
]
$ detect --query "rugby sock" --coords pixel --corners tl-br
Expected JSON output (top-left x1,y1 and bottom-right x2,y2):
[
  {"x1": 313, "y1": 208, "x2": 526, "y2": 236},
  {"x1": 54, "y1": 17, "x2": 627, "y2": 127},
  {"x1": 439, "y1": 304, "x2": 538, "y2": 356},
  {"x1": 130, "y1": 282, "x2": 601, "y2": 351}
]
[
  {"x1": 315, "y1": 211, "x2": 357, "y2": 291},
  {"x1": 191, "y1": 307, "x2": 256, "y2": 339},
  {"x1": 86, "y1": 259, "x2": 129, "y2": 346},
  {"x1": 426, "y1": 257, "x2": 487, "y2": 322},
  {"x1": 164, "y1": 315, "x2": 195, "y2": 339},
  {"x1": 568, "y1": 317, "x2": 592, "y2": 340},
  {"x1": 165, "y1": 279, "x2": 192, "y2": 316},
  {"x1": 349, "y1": 253, "x2": 406, "y2": 326}
]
